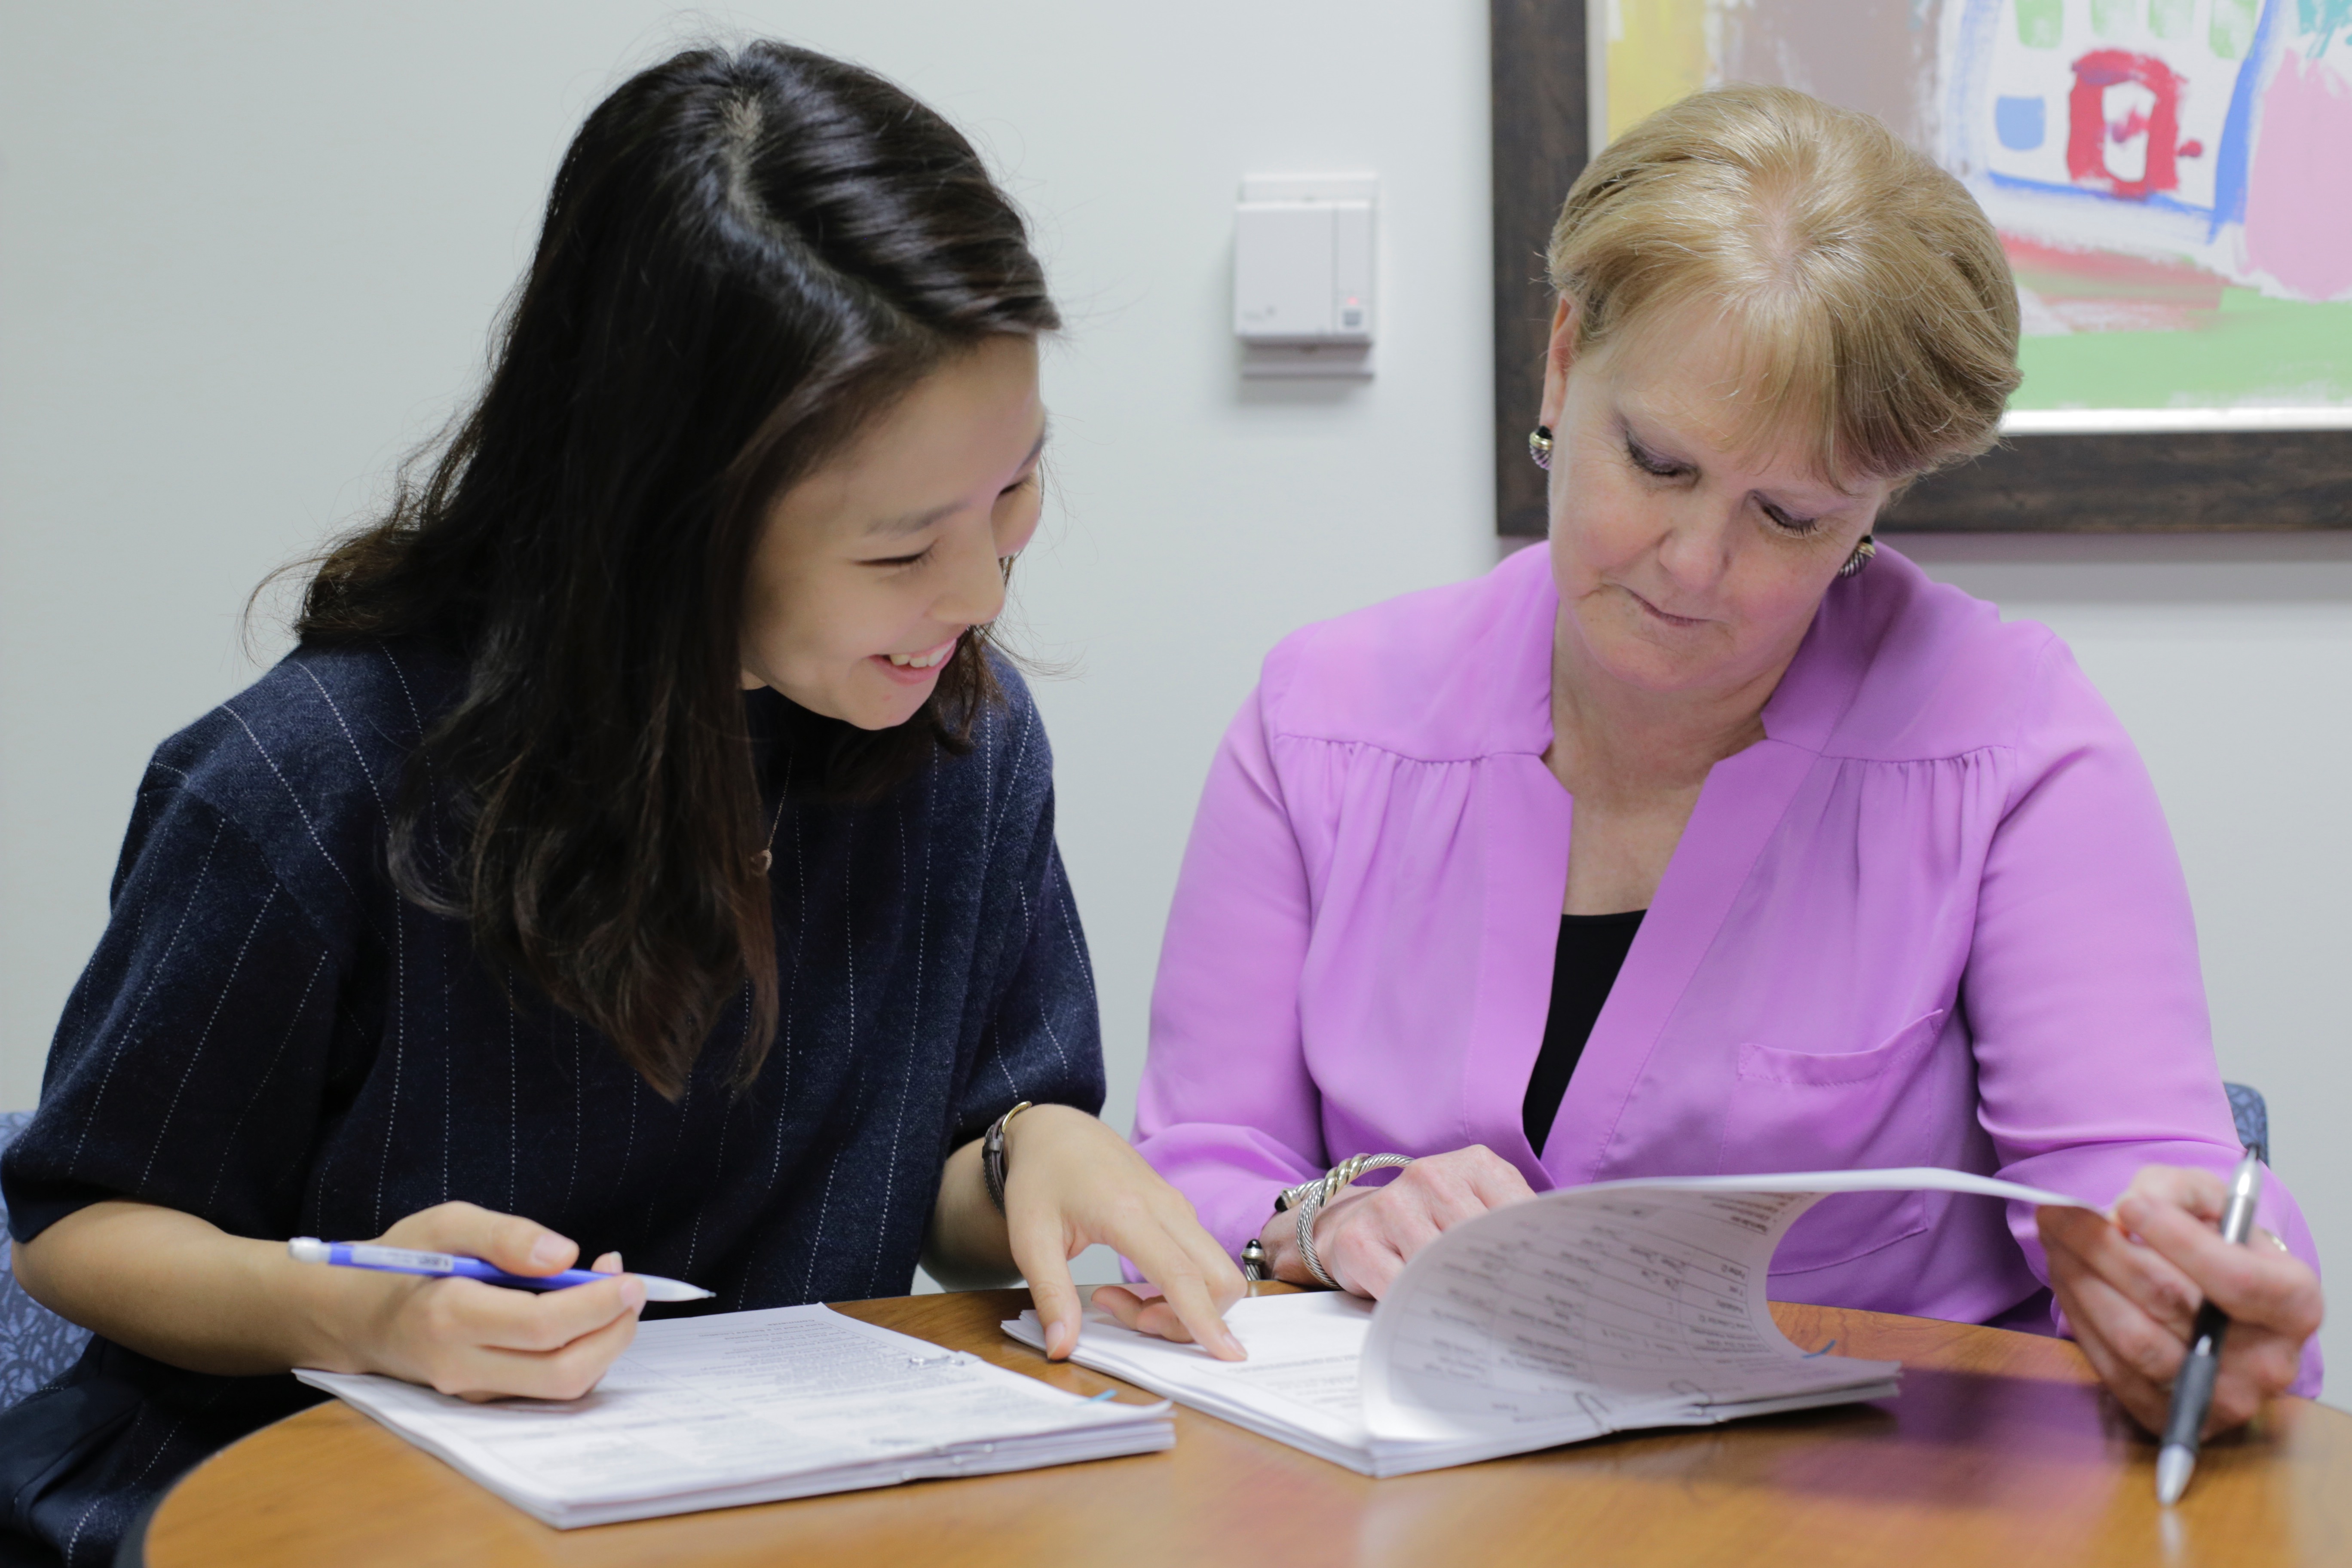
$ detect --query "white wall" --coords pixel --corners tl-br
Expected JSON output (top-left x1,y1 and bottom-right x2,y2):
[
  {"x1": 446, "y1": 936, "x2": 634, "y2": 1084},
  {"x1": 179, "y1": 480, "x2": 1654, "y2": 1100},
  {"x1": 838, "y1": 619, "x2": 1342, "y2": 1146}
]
[
  {"x1": 3, "y1": 5, "x2": 2345, "y2": 1387},
  {"x1": 0, "y1": 0, "x2": 1496, "y2": 1096},
  {"x1": 0, "y1": 1, "x2": 1497, "y2": 1288}
]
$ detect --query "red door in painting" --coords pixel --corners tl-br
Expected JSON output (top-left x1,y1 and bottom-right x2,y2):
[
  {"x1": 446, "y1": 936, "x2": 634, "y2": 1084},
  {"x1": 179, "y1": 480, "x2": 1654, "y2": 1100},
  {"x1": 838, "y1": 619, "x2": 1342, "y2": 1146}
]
[{"x1": 2067, "y1": 49, "x2": 2187, "y2": 200}]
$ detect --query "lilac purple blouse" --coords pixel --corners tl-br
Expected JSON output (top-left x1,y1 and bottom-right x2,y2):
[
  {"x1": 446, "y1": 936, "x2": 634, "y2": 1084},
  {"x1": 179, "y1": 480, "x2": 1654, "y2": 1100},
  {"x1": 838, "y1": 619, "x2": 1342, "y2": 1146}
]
[{"x1": 1133, "y1": 542, "x2": 2321, "y2": 1394}]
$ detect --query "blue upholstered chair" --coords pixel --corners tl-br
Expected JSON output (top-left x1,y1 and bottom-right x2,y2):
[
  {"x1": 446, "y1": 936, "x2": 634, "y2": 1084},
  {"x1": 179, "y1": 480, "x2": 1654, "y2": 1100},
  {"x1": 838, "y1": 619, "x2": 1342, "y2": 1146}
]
[
  {"x1": 2223, "y1": 1081, "x2": 2270, "y2": 1169},
  {"x1": 0, "y1": 1111, "x2": 93, "y2": 1411}
]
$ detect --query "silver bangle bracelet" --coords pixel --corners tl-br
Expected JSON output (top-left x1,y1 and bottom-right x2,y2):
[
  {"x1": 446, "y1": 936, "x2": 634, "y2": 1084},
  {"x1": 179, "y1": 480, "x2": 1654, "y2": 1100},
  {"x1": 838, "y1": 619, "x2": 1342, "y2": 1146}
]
[
  {"x1": 1291, "y1": 1153, "x2": 1415, "y2": 1289},
  {"x1": 1295, "y1": 1185, "x2": 1340, "y2": 1288}
]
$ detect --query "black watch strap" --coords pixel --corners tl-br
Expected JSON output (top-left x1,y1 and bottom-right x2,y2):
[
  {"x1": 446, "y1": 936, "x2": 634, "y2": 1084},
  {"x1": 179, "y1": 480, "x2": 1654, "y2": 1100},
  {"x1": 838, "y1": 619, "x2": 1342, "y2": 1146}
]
[{"x1": 981, "y1": 1101, "x2": 1032, "y2": 1215}]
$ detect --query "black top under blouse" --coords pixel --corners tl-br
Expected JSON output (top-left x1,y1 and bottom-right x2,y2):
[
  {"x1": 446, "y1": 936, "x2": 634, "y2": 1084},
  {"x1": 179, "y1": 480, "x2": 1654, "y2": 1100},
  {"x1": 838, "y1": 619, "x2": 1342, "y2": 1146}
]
[
  {"x1": 1521, "y1": 910, "x2": 1646, "y2": 1157},
  {"x1": 0, "y1": 639, "x2": 1102, "y2": 1565}
]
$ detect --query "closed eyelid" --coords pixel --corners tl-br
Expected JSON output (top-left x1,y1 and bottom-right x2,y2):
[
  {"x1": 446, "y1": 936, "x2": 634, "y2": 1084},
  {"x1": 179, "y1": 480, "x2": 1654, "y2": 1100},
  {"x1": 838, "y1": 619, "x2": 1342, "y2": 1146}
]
[
  {"x1": 1760, "y1": 485, "x2": 1848, "y2": 520},
  {"x1": 1623, "y1": 430, "x2": 1694, "y2": 474},
  {"x1": 1621, "y1": 413, "x2": 1850, "y2": 523},
  {"x1": 857, "y1": 528, "x2": 943, "y2": 566}
]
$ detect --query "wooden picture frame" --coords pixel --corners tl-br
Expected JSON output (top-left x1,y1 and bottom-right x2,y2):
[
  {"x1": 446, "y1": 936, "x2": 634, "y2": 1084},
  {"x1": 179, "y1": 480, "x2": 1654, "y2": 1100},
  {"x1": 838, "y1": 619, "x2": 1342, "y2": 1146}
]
[{"x1": 1488, "y1": 0, "x2": 2352, "y2": 536}]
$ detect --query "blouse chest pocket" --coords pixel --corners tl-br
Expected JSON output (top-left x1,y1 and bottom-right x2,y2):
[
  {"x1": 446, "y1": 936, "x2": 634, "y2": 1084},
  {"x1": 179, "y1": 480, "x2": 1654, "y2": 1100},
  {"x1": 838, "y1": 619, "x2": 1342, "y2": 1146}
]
[{"x1": 1715, "y1": 1010, "x2": 1955, "y2": 1275}]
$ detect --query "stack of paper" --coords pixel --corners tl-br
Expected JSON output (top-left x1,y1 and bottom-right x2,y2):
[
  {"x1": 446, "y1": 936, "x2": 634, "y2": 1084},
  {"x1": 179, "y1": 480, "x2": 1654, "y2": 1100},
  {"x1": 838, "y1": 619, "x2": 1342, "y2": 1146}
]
[
  {"x1": 299, "y1": 1303, "x2": 1172, "y2": 1526},
  {"x1": 1007, "y1": 1167, "x2": 2082, "y2": 1477},
  {"x1": 1011, "y1": 1291, "x2": 1517, "y2": 1473}
]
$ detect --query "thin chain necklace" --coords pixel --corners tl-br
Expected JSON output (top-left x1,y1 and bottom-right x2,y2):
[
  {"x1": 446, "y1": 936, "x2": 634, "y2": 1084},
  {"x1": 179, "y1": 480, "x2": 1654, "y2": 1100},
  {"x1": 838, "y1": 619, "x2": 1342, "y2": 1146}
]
[{"x1": 755, "y1": 754, "x2": 792, "y2": 874}]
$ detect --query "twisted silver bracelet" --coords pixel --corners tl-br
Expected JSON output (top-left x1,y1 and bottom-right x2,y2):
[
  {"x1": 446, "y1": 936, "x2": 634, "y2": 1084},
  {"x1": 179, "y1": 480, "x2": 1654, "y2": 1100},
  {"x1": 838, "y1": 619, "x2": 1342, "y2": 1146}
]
[{"x1": 1289, "y1": 1153, "x2": 1415, "y2": 1289}]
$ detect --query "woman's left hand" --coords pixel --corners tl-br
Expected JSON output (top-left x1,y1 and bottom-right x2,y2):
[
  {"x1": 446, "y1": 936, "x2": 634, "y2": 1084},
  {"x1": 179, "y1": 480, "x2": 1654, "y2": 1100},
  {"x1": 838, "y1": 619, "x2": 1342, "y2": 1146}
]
[
  {"x1": 997, "y1": 1106, "x2": 1248, "y2": 1363},
  {"x1": 2040, "y1": 1164, "x2": 2322, "y2": 1438}
]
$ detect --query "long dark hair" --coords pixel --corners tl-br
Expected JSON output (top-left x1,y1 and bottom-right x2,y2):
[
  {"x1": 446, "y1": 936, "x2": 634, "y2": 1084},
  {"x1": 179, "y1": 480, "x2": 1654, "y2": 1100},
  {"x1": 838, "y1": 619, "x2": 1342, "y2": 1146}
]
[{"x1": 293, "y1": 42, "x2": 1060, "y2": 1096}]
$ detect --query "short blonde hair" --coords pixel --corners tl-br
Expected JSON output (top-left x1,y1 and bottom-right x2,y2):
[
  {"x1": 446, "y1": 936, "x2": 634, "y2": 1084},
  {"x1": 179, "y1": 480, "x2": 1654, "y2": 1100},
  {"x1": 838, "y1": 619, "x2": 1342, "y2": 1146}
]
[{"x1": 1547, "y1": 85, "x2": 2020, "y2": 486}]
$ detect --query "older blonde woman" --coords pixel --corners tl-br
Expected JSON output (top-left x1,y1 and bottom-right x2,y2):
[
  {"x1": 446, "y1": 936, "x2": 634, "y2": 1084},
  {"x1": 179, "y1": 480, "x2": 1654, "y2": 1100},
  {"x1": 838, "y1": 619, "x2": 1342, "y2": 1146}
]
[{"x1": 1107, "y1": 86, "x2": 2323, "y2": 1433}]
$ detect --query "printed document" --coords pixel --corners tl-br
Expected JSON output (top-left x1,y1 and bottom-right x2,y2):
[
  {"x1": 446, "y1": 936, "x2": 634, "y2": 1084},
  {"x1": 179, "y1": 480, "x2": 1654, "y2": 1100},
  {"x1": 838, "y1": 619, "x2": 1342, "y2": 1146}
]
[
  {"x1": 300, "y1": 1303, "x2": 1172, "y2": 1526},
  {"x1": 1005, "y1": 1167, "x2": 2083, "y2": 1477}
]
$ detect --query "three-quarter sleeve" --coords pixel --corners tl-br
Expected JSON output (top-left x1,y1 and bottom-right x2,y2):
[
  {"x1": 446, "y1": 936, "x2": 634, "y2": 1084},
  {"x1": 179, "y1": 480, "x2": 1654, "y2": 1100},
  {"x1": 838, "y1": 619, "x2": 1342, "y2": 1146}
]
[
  {"x1": 947, "y1": 703, "x2": 1106, "y2": 1148},
  {"x1": 1131, "y1": 686, "x2": 1328, "y2": 1260},
  {"x1": 3, "y1": 772, "x2": 347, "y2": 1247},
  {"x1": 1964, "y1": 638, "x2": 2322, "y2": 1393}
]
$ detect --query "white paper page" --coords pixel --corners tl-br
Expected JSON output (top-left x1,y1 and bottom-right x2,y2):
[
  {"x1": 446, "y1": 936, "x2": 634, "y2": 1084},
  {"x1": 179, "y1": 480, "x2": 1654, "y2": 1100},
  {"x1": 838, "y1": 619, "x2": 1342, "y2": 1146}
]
[
  {"x1": 1007, "y1": 1293, "x2": 1379, "y2": 1452},
  {"x1": 1573, "y1": 1168, "x2": 2083, "y2": 1207},
  {"x1": 1360, "y1": 1169, "x2": 2084, "y2": 1443},
  {"x1": 301, "y1": 1303, "x2": 1161, "y2": 1518}
]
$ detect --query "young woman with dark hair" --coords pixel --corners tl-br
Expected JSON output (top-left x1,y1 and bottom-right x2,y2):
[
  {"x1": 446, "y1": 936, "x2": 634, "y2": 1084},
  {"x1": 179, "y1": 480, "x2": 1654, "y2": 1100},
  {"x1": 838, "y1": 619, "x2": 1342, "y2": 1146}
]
[{"x1": 0, "y1": 41, "x2": 1241, "y2": 1562}]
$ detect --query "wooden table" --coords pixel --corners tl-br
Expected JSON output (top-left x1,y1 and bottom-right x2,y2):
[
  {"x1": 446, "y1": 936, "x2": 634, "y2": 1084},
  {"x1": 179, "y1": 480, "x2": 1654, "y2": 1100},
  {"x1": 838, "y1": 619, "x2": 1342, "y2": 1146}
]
[{"x1": 144, "y1": 1290, "x2": 2351, "y2": 1568}]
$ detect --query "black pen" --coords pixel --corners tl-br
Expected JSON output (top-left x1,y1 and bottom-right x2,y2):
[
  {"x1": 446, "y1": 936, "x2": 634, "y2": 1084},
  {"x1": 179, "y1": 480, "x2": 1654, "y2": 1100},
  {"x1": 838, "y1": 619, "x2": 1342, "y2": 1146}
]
[{"x1": 2155, "y1": 1149, "x2": 2263, "y2": 1505}]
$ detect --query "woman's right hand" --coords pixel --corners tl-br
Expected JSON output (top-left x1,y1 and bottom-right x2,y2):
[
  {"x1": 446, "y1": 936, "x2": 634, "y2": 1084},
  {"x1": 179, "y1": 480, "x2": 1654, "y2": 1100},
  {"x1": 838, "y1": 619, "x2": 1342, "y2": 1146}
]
[
  {"x1": 340, "y1": 1202, "x2": 646, "y2": 1401},
  {"x1": 14, "y1": 1197, "x2": 646, "y2": 1394},
  {"x1": 1260, "y1": 1145, "x2": 1537, "y2": 1298}
]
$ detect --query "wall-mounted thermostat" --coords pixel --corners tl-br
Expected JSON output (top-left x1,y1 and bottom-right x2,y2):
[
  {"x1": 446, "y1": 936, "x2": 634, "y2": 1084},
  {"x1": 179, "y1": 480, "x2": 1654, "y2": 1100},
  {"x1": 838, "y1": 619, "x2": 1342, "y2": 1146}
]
[{"x1": 1234, "y1": 175, "x2": 1376, "y2": 379}]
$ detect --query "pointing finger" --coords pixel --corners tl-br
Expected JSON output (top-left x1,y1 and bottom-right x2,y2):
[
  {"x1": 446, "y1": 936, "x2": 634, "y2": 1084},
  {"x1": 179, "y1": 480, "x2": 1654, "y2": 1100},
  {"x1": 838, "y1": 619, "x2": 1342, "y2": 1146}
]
[
  {"x1": 1011, "y1": 1219, "x2": 1083, "y2": 1361},
  {"x1": 1147, "y1": 1261, "x2": 1243, "y2": 1361}
]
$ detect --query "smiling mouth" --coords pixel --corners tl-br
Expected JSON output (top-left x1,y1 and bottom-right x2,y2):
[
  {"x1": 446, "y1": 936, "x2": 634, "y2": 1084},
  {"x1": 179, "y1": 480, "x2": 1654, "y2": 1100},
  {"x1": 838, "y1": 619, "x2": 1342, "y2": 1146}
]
[{"x1": 882, "y1": 635, "x2": 961, "y2": 671}]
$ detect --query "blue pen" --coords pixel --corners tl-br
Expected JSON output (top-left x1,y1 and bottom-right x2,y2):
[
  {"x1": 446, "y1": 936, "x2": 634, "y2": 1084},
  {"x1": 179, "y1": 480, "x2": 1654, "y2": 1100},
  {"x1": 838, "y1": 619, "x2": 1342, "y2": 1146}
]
[{"x1": 288, "y1": 1237, "x2": 712, "y2": 1302}]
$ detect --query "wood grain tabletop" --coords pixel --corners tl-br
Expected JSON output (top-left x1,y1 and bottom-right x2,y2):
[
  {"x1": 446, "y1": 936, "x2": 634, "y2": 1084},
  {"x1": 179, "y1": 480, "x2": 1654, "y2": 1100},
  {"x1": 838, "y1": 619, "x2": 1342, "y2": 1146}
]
[{"x1": 142, "y1": 1289, "x2": 2352, "y2": 1568}]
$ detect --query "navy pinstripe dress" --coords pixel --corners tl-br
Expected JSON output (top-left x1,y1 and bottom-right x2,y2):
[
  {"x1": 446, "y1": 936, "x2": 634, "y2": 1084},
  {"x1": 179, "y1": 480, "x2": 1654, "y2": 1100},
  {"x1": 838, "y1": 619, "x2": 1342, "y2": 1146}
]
[{"x1": 0, "y1": 639, "x2": 1102, "y2": 1564}]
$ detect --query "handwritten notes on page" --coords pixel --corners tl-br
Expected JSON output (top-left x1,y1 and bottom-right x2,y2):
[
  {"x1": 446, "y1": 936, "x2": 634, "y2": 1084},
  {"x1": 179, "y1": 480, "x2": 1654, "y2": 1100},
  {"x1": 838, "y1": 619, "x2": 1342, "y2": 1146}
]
[
  {"x1": 299, "y1": 1304, "x2": 1172, "y2": 1527},
  {"x1": 1365, "y1": 1167, "x2": 2081, "y2": 1446},
  {"x1": 1011, "y1": 1167, "x2": 2083, "y2": 1478}
]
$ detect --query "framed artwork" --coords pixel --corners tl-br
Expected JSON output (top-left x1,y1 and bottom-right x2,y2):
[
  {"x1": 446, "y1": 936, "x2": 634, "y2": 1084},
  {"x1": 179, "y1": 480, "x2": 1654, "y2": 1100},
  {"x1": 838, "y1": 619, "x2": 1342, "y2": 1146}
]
[{"x1": 1491, "y1": 0, "x2": 2352, "y2": 535}]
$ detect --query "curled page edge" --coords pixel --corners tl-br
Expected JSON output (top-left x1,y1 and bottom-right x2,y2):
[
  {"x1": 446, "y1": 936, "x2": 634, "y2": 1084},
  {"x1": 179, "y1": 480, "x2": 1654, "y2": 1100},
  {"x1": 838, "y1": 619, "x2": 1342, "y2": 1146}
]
[
  {"x1": 1560, "y1": 1167, "x2": 2089, "y2": 1209},
  {"x1": 1358, "y1": 1167, "x2": 2091, "y2": 1443}
]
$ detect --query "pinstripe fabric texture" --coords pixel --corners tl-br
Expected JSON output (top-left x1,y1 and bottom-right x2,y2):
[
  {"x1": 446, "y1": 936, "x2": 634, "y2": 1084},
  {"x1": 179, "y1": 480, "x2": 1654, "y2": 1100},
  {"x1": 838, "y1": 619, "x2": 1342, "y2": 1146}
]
[{"x1": 0, "y1": 640, "x2": 1100, "y2": 1565}]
